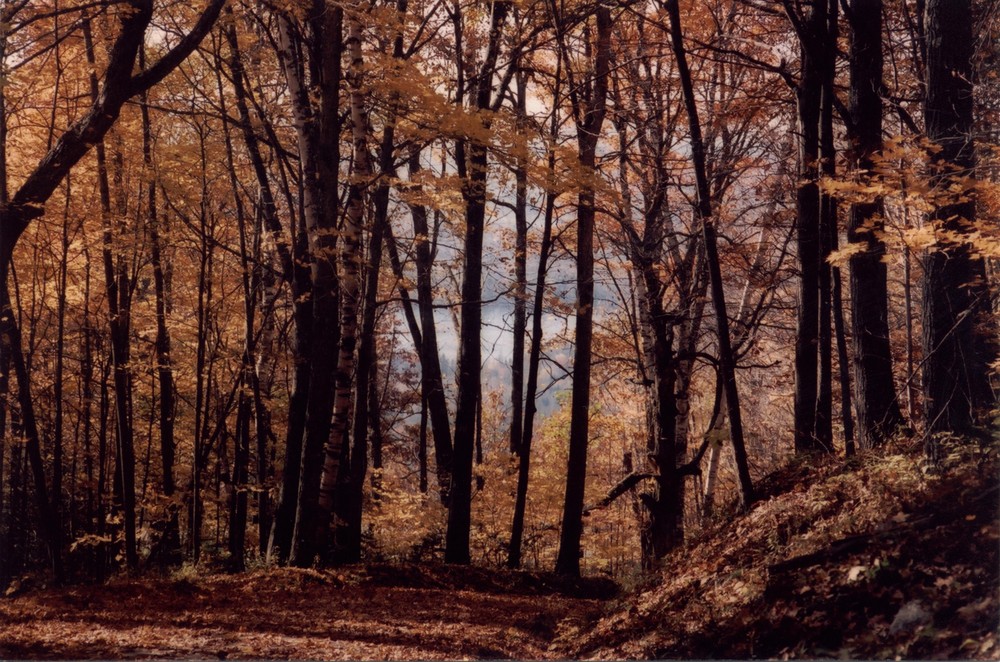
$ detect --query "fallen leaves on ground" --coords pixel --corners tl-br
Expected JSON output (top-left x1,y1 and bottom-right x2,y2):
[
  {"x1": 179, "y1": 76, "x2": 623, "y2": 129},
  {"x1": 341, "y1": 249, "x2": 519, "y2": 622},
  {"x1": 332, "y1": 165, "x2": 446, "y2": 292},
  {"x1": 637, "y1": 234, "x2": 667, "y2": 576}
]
[
  {"x1": 0, "y1": 564, "x2": 612, "y2": 660},
  {"x1": 562, "y1": 437, "x2": 999, "y2": 660}
]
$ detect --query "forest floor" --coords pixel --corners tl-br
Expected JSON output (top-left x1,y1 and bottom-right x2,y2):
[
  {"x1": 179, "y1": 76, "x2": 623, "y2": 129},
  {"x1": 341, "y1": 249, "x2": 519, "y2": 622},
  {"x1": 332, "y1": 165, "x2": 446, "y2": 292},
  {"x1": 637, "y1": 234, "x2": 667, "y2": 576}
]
[
  {"x1": 0, "y1": 436, "x2": 997, "y2": 660},
  {"x1": 570, "y1": 435, "x2": 1000, "y2": 660},
  {"x1": 0, "y1": 563, "x2": 616, "y2": 659}
]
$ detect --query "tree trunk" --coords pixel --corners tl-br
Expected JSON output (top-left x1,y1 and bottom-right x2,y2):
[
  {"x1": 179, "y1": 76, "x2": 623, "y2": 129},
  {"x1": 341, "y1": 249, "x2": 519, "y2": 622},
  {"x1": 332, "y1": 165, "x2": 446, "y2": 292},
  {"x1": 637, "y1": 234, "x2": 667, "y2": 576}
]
[
  {"x1": 665, "y1": 0, "x2": 754, "y2": 506},
  {"x1": 921, "y1": 0, "x2": 996, "y2": 440},
  {"x1": 508, "y1": 66, "x2": 560, "y2": 567},
  {"x1": 509, "y1": 70, "x2": 528, "y2": 457},
  {"x1": 815, "y1": 0, "x2": 837, "y2": 450},
  {"x1": 791, "y1": 1, "x2": 825, "y2": 453},
  {"x1": 405, "y1": 148, "x2": 454, "y2": 504},
  {"x1": 83, "y1": 18, "x2": 137, "y2": 572},
  {"x1": 555, "y1": 5, "x2": 612, "y2": 577},
  {"x1": 848, "y1": 0, "x2": 903, "y2": 449},
  {"x1": 315, "y1": 2, "x2": 368, "y2": 565},
  {"x1": 272, "y1": 3, "x2": 343, "y2": 567},
  {"x1": 446, "y1": 0, "x2": 512, "y2": 565},
  {"x1": 140, "y1": 56, "x2": 181, "y2": 567}
]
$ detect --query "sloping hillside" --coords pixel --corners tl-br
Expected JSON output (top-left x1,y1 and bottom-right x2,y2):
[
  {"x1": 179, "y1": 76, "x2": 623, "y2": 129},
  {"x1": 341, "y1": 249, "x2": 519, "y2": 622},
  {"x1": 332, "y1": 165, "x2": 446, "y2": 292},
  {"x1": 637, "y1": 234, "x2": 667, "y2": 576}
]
[{"x1": 561, "y1": 437, "x2": 999, "y2": 659}]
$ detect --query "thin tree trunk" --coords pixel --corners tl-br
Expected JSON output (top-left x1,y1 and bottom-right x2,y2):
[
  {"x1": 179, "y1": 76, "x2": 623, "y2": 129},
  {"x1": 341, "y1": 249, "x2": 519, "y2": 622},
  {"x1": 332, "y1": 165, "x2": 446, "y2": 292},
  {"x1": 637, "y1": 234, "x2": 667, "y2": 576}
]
[
  {"x1": 508, "y1": 96, "x2": 559, "y2": 568},
  {"x1": 405, "y1": 148, "x2": 454, "y2": 504},
  {"x1": 814, "y1": 0, "x2": 837, "y2": 449},
  {"x1": 0, "y1": 268, "x2": 62, "y2": 579},
  {"x1": 555, "y1": 5, "x2": 612, "y2": 577},
  {"x1": 665, "y1": 0, "x2": 754, "y2": 506},
  {"x1": 52, "y1": 180, "x2": 69, "y2": 548},
  {"x1": 904, "y1": 244, "x2": 916, "y2": 421},
  {"x1": 83, "y1": 19, "x2": 137, "y2": 572},
  {"x1": 509, "y1": 70, "x2": 528, "y2": 457},
  {"x1": 139, "y1": 52, "x2": 180, "y2": 566},
  {"x1": 217, "y1": 49, "x2": 253, "y2": 571},
  {"x1": 446, "y1": 0, "x2": 512, "y2": 565}
]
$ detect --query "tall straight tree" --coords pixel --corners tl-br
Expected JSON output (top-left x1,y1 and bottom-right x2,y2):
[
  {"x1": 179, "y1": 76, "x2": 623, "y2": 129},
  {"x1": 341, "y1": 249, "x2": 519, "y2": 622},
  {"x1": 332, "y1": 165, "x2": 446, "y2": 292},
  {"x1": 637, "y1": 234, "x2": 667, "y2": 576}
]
[
  {"x1": 445, "y1": 0, "x2": 512, "y2": 565},
  {"x1": 847, "y1": 0, "x2": 903, "y2": 448},
  {"x1": 921, "y1": 0, "x2": 996, "y2": 439},
  {"x1": 315, "y1": 0, "x2": 372, "y2": 562},
  {"x1": 554, "y1": 3, "x2": 613, "y2": 578},
  {"x1": 333, "y1": 0, "x2": 406, "y2": 564},
  {"x1": 786, "y1": 0, "x2": 832, "y2": 453},
  {"x1": 272, "y1": 1, "x2": 344, "y2": 567}
]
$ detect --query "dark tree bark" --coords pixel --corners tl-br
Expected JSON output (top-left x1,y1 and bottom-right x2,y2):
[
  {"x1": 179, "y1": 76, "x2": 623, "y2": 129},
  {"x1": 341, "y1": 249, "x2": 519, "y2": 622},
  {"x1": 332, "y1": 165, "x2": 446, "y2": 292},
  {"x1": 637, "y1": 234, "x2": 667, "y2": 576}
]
[
  {"x1": 921, "y1": 0, "x2": 996, "y2": 439},
  {"x1": 140, "y1": 59, "x2": 180, "y2": 566},
  {"x1": 216, "y1": 48, "x2": 254, "y2": 572},
  {"x1": 271, "y1": 2, "x2": 343, "y2": 567},
  {"x1": 509, "y1": 70, "x2": 528, "y2": 458},
  {"x1": 508, "y1": 69, "x2": 560, "y2": 568},
  {"x1": 446, "y1": 0, "x2": 512, "y2": 565},
  {"x1": 335, "y1": 0, "x2": 408, "y2": 562},
  {"x1": 405, "y1": 148, "x2": 454, "y2": 505},
  {"x1": 555, "y1": 5, "x2": 613, "y2": 577},
  {"x1": 190, "y1": 128, "x2": 215, "y2": 564},
  {"x1": 847, "y1": 0, "x2": 903, "y2": 449},
  {"x1": 315, "y1": 0, "x2": 366, "y2": 565},
  {"x1": 223, "y1": 13, "x2": 295, "y2": 561},
  {"x1": 82, "y1": 18, "x2": 138, "y2": 573},
  {"x1": 609, "y1": 47, "x2": 684, "y2": 564},
  {"x1": 664, "y1": 0, "x2": 754, "y2": 507},
  {"x1": 814, "y1": 0, "x2": 838, "y2": 450},
  {"x1": 788, "y1": 0, "x2": 828, "y2": 453}
]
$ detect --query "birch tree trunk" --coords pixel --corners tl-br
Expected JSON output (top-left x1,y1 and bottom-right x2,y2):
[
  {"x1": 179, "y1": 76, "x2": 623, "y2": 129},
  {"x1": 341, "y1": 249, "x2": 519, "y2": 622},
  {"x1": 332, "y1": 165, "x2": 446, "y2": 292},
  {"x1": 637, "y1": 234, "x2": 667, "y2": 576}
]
[{"x1": 315, "y1": 2, "x2": 371, "y2": 561}]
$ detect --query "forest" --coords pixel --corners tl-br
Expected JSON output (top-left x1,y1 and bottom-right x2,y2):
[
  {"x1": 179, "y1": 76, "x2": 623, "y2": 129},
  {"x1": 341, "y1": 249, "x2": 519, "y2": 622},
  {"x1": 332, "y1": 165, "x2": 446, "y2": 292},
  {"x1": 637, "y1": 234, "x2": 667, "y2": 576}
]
[{"x1": 0, "y1": 0, "x2": 997, "y2": 658}]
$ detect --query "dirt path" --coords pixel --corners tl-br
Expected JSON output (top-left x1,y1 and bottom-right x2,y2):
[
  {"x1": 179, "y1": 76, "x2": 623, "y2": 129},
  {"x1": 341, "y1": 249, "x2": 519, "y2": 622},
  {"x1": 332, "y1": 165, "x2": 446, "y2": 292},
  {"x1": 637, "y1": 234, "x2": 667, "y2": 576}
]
[{"x1": 0, "y1": 565, "x2": 613, "y2": 660}]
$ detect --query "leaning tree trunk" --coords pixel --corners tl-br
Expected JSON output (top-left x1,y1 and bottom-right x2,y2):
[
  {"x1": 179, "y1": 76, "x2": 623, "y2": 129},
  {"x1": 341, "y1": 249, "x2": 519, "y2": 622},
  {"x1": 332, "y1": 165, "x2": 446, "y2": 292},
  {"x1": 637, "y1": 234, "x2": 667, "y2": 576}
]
[
  {"x1": 405, "y1": 148, "x2": 454, "y2": 504},
  {"x1": 665, "y1": 0, "x2": 754, "y2": 506},
  {"x1": 508, "y1": 70, "x2": 561, "y2": 567}
]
